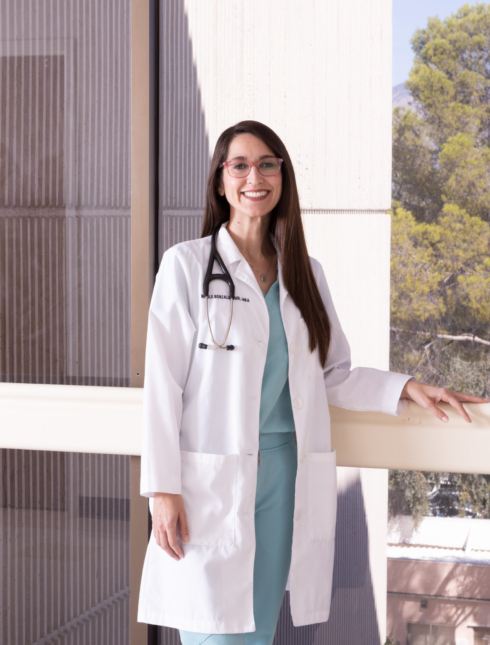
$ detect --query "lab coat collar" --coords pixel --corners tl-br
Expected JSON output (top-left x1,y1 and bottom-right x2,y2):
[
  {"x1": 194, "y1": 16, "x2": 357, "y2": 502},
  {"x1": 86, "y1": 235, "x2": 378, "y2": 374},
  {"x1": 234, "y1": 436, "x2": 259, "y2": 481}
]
[{"x1": 217, "y1": 221, "x2": 289, "y2": 308}]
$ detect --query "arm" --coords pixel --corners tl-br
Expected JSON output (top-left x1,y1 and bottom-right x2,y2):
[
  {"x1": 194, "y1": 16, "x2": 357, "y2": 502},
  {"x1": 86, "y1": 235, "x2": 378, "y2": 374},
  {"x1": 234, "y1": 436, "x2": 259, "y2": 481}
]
[
  {"x1": 140, "y1": 248, "x2": 197, "y2": 560},
  {"x1": 313, "y1": 259, "x2": 489, "y2": 421},
  {"x1": 313, "y1": 259, "x2": 413, "y2": 416},
  {"x1": 140, "y1": 247, "x2": 197, "y2": 497}
]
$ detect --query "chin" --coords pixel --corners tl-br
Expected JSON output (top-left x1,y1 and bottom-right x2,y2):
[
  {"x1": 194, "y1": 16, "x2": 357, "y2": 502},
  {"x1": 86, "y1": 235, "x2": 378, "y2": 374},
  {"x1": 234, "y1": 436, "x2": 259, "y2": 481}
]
[{"x1": 244, "y1": 204, "x2": 272, "y2": 215}]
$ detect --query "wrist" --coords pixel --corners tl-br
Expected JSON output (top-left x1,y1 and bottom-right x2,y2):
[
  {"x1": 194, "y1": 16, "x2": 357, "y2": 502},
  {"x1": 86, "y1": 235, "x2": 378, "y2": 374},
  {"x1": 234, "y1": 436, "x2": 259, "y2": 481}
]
[{"x1": 401, "y1": 377, "x2": 416, "y2": 399}]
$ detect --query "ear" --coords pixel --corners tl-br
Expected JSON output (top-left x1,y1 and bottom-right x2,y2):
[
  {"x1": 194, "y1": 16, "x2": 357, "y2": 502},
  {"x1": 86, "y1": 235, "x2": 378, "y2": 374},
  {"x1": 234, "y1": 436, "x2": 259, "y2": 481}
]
[{"x1": 218, "y1": 180, "x2": 225, "y2": 197}]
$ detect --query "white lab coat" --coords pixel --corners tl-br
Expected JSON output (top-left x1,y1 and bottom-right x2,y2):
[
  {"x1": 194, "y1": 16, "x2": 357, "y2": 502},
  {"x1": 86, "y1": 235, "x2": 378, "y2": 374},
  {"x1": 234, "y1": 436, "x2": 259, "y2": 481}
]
[{"x1": 137, "y1": 221, "x2": 411, "y2": 632}]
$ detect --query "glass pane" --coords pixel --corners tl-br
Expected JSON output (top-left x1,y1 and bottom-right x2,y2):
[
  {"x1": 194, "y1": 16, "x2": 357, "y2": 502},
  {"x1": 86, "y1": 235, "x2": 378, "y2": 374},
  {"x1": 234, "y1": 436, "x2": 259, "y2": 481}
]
[
  {"x1": 0, "y1": 0, "x2": 131, "y2": 387},
  {"x1": 474, "y1": 627, "x2": 490, "y2": 645},
  {"x1": 0, "y1": 449, "x2": 130, "y2": 644},
  {"x1": 0, "y1": 0, "x2": 132, "y2": 642},
  {"x1": 432, "y1": 625, "x2": 455, "y2": 645},
  {"x1": 408, "y1": 623, "x2": 431, "y2": 645}
]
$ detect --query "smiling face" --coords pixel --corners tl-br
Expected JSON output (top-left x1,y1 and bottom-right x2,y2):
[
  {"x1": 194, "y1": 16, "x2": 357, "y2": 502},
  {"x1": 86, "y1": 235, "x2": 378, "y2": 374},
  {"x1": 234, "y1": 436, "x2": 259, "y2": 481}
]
[{"x1": 218, "y1": 133, "x2": 282, "y2": 223}]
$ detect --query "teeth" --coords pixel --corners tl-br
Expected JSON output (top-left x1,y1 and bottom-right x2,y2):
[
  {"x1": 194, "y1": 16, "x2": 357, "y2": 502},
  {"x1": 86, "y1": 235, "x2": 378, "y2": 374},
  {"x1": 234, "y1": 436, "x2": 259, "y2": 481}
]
[{"x1": 243, "y1": 191, "x2": 268, "y2": 197}]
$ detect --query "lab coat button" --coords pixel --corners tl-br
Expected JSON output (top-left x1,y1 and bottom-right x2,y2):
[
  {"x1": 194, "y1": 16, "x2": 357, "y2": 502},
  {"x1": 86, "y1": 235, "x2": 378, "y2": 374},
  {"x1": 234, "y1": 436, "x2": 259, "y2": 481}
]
[
  {"x1": 294, "y1": 509, "x2": 301, "y2": 521},
  {"x1": 293, "y1": 398, "x2": 303, "y2": 409},
  {"x1": 290, "y1": 343, "x2": 299, "y2": 354},
  {"x1": 299, "y1": 453, "x2": 306, "y2": 463}
]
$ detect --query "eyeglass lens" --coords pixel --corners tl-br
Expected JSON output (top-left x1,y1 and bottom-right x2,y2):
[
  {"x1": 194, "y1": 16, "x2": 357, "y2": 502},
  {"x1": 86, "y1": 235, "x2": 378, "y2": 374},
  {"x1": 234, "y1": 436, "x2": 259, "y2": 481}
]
[{"x1": 227, "y1": 159, "x2": 281, "y2": 177}]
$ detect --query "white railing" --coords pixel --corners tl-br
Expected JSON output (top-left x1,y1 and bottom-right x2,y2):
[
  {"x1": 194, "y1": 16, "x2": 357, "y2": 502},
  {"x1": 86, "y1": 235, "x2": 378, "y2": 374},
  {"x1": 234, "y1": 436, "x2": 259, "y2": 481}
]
[{"x1": 1, "y1": 382, "x2": 489, "y2": 474}]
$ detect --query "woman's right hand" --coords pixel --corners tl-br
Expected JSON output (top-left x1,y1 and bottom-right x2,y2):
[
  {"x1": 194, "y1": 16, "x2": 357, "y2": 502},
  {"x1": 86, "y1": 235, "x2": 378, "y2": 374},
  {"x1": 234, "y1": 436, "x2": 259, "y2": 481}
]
[{"x1": 152, "y1": 492, "x2": 190, "y2": 560}]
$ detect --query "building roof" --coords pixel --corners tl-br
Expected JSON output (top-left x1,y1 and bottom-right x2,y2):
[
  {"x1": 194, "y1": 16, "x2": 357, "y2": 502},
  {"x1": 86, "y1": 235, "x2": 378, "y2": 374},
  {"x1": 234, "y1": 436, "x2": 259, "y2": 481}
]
[{"x1": 387, "y1": 516, "x2": 490, "y2": 565}]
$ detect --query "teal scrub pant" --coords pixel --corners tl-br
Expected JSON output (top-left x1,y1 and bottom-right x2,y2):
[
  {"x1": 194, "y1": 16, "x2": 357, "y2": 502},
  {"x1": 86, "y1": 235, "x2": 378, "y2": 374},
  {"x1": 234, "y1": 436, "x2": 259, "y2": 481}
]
[{"x1": 179, "y1": 431, "x2": 298, "y2": 645}]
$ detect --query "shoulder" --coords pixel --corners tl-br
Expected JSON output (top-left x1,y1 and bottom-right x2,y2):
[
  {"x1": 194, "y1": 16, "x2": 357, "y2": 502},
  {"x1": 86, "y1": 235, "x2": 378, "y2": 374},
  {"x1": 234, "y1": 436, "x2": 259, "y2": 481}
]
[
  {"x1": 158, "y1": 235, "x2": 211, "y2": 276},
  {"x1": 307, "y1": 255, "x2": 336, "y2": 308},
  {"x1": 308, "y1": 255, "x2": 324, "y2": 283}
]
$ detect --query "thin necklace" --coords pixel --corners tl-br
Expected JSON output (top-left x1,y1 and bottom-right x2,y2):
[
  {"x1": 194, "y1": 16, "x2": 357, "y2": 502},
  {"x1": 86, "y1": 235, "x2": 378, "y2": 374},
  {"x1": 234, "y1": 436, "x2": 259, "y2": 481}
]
[{"x1": 248, "y1": 253, "x2": 277, "y2": 283}]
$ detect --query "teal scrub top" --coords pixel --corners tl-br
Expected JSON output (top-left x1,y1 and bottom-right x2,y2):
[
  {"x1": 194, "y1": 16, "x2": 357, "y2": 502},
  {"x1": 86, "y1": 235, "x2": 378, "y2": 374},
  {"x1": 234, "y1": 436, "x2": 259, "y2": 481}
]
[{"x1": 259, "y1": 278, "x2": 296, "y2": 436}]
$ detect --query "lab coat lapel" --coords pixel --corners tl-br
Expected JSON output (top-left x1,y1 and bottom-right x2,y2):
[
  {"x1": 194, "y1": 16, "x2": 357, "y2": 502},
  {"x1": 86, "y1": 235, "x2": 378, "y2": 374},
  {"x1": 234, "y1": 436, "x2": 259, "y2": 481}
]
[
  {"x1": 216, "y1": 222, "x2": 276, "y2": 304},
  {"x1": 216, "y1": 221, "x2": 290, "y2": 309}
]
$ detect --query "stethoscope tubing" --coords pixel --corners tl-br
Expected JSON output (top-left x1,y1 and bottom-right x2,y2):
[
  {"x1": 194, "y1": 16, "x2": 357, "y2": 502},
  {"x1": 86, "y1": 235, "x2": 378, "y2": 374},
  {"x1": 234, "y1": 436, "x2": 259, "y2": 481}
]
[
  {"x1": 199, "y1": 227, "x2": 236, "y2": 351},
  {"x1": 204, "y1": 294, "x2": 234, "y2": 350}
]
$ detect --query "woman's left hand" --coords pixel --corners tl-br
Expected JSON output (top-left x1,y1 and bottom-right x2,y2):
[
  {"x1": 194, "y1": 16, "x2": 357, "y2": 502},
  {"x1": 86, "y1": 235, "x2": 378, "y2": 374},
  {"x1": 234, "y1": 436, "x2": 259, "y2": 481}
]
[{"x1": 400, "y1": 380, "x2": 489, "y2": 423}]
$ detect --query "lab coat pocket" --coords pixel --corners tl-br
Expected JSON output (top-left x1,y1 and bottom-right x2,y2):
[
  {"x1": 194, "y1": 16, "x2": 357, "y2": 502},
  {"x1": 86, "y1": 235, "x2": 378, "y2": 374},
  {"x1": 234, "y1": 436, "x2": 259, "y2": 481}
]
[
  {"x1": 180, "y1": 450, "x2": 238, "y2": 547},
  {"x1": 307, "y1": 450, "x2": 337, "y2": 542}
]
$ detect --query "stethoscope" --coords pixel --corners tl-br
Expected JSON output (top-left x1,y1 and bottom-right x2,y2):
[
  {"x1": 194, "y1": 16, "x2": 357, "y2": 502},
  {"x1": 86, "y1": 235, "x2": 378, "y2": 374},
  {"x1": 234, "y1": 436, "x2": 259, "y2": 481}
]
[{"x1": 198, "y1": 228, "x2": 236, "y2": 351}]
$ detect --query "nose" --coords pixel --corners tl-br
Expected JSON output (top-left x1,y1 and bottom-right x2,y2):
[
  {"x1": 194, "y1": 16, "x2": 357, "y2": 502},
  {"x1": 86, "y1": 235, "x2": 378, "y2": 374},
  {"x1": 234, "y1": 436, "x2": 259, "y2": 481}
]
[{"x1": 247, "y1": 165, "x2": 264, "y2": 183}]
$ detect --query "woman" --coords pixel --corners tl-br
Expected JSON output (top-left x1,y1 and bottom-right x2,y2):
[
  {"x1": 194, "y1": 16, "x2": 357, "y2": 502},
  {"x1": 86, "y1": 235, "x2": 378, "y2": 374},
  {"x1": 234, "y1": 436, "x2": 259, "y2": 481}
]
[{"x1": 137, "y1": 120, "x2": 487, "y2": 644}]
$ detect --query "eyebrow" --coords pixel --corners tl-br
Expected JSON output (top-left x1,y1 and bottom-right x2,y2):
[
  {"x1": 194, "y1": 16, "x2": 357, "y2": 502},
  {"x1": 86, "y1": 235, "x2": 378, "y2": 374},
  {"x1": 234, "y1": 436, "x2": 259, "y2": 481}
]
[{"x1": 228, "y1": 154, "x2": 276, "y2": 161}]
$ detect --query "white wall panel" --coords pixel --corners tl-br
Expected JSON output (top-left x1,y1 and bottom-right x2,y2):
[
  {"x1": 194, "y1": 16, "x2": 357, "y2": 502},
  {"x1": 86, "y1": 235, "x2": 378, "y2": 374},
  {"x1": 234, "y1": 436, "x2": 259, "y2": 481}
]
[
  {"x1": 158, "y1": 2, "x2": 394, "y2": 639},
  {"x1": 182, "y1": 0, "x2": 392, "y2": 211},
  {"x1": 302, "y1": 211, "x2": 392, "y2": 371},
  {"x1": 303, "y1": 210, "x2": 391, "y2": 641}
]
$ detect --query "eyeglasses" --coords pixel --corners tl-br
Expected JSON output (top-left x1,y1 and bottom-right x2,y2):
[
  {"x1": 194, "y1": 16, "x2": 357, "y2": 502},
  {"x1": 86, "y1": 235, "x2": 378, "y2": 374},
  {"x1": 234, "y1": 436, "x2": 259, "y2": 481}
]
[{"x1": 220, "y1": 157, "x2": 283, "y2": 178}]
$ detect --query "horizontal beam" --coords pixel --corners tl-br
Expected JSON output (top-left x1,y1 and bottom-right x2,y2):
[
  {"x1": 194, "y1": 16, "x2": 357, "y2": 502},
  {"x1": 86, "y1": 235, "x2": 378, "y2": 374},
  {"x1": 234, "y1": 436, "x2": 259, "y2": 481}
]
[
  {"x1": 387, "y1": 591, "x2": 490, "y2": 604},
  {"x1": 1, "y1": 383, "x2": 489, "y2": 473},
  {"x1": 0, "y1": 383, "x2": 143, "y2": 455},
  {"x1": 329, "y1": 402, "x2": 490, "y2": 474}
]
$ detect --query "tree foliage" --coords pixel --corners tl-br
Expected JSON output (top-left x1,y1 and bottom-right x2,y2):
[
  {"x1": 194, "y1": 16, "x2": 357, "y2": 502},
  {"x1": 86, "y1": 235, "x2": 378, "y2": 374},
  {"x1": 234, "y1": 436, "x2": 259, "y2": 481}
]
[
  {"x1": 390, "y1": 203, "x2": 490, "y2": 391},
  {"x1": 389, "y1": 469, "x2": 490, "y2": 527},
  {"x1": 393, "y1": 3, "x2": 490, "y2": 223},
  {"x1": 389, "y1": 4, "x2": 490, "y2": 523}
]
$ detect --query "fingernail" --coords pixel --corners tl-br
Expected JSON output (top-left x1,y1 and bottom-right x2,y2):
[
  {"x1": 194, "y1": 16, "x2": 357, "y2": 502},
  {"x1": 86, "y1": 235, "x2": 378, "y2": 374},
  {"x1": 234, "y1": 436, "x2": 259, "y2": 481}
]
[{"x1": 442, "y1": 416, "x2": 448, "y2": 423}]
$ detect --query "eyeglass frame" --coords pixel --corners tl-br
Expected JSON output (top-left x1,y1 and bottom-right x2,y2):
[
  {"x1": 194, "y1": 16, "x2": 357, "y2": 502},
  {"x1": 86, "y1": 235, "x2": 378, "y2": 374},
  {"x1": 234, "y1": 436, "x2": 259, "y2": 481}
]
[{"x1": 219, "y1": 157, "x2": 284, "y2": 178}]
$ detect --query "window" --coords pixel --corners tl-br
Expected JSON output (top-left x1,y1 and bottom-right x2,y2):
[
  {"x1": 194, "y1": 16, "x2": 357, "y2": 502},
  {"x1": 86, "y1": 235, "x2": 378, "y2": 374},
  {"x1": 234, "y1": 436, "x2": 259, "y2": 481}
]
[
  {"x1": 408, "y1": 623, "x2": 456, "y2": 645},
  {"x1": 0, "y1": 2, "x2": 133, "y2": 643},
  {"x1": 472, "y1": 627, "x2": 490, "y2": 645}
]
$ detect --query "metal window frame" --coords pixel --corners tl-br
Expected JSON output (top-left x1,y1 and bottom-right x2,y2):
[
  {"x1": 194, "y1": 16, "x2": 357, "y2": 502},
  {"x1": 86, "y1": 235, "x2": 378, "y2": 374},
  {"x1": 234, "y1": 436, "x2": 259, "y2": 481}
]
[{"x1": 130, "y1": 1, "x2": 159, "y2": 643}]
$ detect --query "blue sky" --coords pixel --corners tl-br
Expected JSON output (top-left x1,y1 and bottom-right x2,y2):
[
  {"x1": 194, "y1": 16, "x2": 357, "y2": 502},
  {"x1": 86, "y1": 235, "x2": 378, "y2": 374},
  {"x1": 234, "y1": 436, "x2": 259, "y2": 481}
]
[{"x1": 393, "y1": 0, "x2": 477, "y2": 86}]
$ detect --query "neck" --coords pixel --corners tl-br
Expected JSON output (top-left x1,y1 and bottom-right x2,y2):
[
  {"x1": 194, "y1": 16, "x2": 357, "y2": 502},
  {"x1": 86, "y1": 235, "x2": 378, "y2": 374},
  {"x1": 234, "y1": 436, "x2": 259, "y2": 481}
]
[{"x1": 226, "y1": 213, "x2": 275, "y2": 261}]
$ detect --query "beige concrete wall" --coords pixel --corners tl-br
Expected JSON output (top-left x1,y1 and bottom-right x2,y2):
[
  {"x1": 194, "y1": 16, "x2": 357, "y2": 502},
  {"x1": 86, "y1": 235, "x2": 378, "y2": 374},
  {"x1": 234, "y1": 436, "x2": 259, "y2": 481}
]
[{"x1": 388, "y1": 558, "x2": 490, "y2": 600}]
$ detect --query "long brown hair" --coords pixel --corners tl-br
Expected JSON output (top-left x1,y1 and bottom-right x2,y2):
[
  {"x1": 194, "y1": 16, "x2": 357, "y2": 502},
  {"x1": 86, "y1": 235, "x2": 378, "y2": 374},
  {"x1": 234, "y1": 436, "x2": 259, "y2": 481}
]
[{"x1": 201, "y1": 120, "x2": 331, "y2": 367}]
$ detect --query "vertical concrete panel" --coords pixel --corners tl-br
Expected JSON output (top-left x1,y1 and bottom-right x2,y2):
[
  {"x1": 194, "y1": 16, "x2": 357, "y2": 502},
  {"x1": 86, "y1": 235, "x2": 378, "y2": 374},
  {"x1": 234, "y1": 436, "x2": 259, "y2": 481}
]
[
  {"x1": 361, "y1": 467, "x2": 389, "y2": 639},
  {"x1": 182, "y1": 0, "x2": 392, "y2": 211},
  {"x1": 301, "y1": 212, "x2": 391, "y2": 640},
  {"x1": 301, "y1": 210, "x2": 391, "y2": 642},
  {"x1": 159, "y1": 1, "x2": 393, "y2": 642},
  {"x1": 302, "y1": 212, "x2": 392, "y2": 370}
]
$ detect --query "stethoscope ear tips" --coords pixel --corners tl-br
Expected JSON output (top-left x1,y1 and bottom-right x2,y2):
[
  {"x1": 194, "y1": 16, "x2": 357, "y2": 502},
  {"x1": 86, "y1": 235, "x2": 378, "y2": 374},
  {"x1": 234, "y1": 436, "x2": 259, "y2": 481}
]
[
  {"x1": 226, "y1": 345, "x2": 235, "y2": 351},
  {"x1": 198, "y1": 343, "x2": 208, "y2": 349}
]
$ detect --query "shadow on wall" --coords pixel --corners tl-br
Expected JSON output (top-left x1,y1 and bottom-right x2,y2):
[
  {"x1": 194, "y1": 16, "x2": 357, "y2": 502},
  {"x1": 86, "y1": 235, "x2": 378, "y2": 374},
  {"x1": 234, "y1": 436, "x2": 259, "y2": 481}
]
[
  {"x1": 275, "y1": 474, "x2": 381, "y2": 645},
  {"x1": 158, "y1": 0, "x2": 210, "y2": 260}
]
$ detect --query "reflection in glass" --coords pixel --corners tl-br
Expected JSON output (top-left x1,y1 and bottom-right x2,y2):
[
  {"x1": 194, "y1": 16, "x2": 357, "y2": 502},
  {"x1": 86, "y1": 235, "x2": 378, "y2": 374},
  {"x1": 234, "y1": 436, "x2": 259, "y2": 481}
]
[
  {"x1": 0, "y1": 0, "x2": 131, "y2": 387},
  {"x1": 0, "y1": 449, "x2": 130, "y2": 644},
  {"x1": 0, "y1": 0, "x2": 132, "y2": 642}
]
